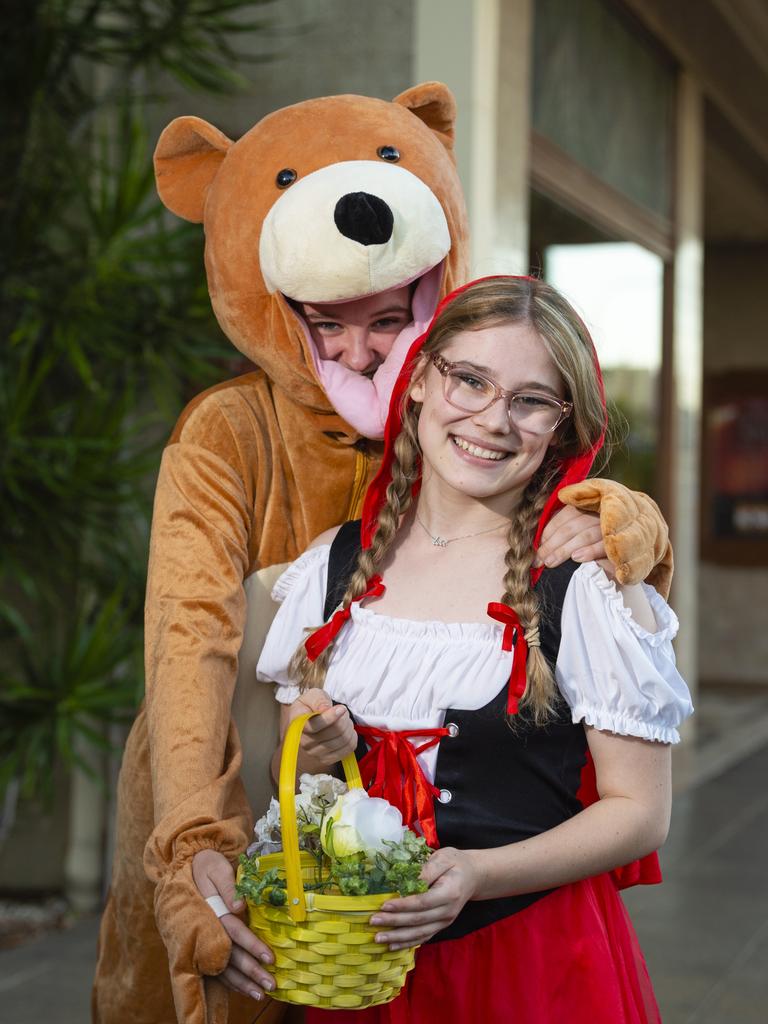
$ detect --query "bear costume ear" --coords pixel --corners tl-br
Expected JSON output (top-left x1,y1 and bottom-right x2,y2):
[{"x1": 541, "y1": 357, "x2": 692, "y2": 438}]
[
  {"x1": 393, "y1": 82, "x2": 457, "y2": 152},
  {"x1": 154, "y1": 116, "x2": 233, "y2": 223}
]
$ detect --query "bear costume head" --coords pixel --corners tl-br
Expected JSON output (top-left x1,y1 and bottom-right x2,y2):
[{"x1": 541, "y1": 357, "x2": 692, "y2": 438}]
[{"x1": 154, "y1": 82, "x2": 469, "y2": 438}]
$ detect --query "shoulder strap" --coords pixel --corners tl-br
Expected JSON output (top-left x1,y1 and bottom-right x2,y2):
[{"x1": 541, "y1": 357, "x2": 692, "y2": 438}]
[
  {"x1": 535, "y1": 559, "x2": 580, "y2": 668},
  {"x1": 323, "y1": 520, "x2": 363, "y2": 620}
]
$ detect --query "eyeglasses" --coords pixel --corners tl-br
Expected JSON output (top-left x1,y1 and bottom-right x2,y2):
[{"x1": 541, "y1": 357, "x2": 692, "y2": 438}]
[{"x1": 429, "y1": 353, "x2": 573, "y2": 436}]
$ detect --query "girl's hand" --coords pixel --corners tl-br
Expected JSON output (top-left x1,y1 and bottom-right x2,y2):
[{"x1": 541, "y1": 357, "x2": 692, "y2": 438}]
[
  {"x1": 286, "y1": 689, "x2": 357, "y2": 773},
  {"x1": 192, "y1": 849, "x2": 276, "y2": 1001},
  {"x1": 369, "y1": 847, "x2": 481, "y2": 949}
]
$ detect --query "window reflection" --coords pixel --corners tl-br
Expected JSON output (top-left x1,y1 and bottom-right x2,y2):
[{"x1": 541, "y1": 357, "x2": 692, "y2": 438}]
[{"x1": 543, "y1": 242, "x2": 664, "y2": 499}]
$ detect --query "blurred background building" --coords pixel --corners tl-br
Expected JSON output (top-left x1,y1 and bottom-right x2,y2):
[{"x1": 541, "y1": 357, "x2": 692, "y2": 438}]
[{"x1": 2, "y1": 1, "x2": 767, "y2": 1020}]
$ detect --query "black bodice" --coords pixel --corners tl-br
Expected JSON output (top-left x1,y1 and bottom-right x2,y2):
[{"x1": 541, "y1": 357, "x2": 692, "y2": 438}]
[{"x1": 325, "y1": 520, "x2": 588, "y2": 941}]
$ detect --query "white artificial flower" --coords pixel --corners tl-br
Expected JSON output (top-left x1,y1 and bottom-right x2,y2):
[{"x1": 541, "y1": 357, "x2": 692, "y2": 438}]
[
  {"x1": 248, "y1": 797, "x2": 283, "y2": 856},
  {"x1": 247, "y1": 774, "x2": 349, "y2": 854},
  {"x1": 299, "y1": 773, "x2": 348, "y2": 804},
  {"x1": 321, "y1": 789, "x2": 405, "y2": 857},
  {"x1": 296, "y1": 773, "x2": 349, "y2": 826},
  {"x1": 264, "y1": 797, "x2": 281, "y2": 831}
]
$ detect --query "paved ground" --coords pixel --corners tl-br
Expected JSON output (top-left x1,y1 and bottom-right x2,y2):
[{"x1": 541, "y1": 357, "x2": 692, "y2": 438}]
[
  {"x1": 3, "y1": 689, "x2": 768, "y2": 1024},
  {"x1": 624, "y1": 740, "x2": 768, "y2": 1024},
  {"x1": 0, "y1": 911, "x2": 97, "y2": 1023}
]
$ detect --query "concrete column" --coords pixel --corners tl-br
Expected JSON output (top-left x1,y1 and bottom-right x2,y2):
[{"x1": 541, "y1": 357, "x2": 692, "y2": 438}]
[
  {"x1": 413, "y1": 0, "x2": 533, "y2": 275},
  {"x1": 670, "y1": 72, "x2": 704, "y2": 733},
  {"x1": 495, "y1": 0, "x2": 533, "y2": 273},
  {"x1": 64, "y1": 732, "x2": 106, "y2": 912}
]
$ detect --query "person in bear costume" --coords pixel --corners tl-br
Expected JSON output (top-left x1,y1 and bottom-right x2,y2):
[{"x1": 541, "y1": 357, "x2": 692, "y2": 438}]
[{"x1": 92, "y1": 83, "x2": 672, "y2": 1024}]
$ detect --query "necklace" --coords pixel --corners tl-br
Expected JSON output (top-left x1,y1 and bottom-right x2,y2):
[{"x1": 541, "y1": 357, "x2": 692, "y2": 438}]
[{"x1": 415, "y1": 510, "x2": 508, "y2": 548}]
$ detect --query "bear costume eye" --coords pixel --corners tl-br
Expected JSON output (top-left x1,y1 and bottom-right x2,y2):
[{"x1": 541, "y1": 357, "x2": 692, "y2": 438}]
[
  {"x1": 276, "y1": 168, "x2": 298, "y2": 188},
  {"x1": 377, "y1": 145, "x2": 400, "y2": 162}
]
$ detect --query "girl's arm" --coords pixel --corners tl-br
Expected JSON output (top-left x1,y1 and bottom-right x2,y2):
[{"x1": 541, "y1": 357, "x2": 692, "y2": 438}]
[
  {"x1": 617, "y1": 579, "x2": 658, "y2": 633},
  {"x1": 370, "y1": 727, "x2": 671, "y2": 949}
]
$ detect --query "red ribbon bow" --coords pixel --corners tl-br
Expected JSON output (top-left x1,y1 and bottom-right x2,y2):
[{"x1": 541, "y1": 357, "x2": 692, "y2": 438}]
[
  {"x1": 304, "y1": 575, "x2": 386, "y2": 662},
  {"x1": 486, "y1": 602, "x2": 528, "y2": 715},
  {"x1": 356, "y1": 725, "x2": 450, "y2": 848}
]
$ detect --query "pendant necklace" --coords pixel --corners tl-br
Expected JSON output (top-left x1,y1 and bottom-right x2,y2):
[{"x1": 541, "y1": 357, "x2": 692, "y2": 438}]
[{"x1": 415, "y1": 510, "x2": 508, "y2": 548}]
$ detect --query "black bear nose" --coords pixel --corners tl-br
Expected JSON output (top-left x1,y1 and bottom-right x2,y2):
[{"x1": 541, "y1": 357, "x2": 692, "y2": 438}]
[{"x1": 334, "y1": 192, "x2": 394, "y2": 246}]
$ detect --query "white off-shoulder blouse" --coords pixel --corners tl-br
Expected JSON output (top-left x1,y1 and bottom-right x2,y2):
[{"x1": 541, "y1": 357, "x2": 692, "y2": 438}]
[{"x1": 256, "y1": 546, "x2": 693, "y2": 782}]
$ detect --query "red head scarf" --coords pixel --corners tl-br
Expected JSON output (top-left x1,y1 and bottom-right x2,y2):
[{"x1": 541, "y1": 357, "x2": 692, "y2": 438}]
[{"x1": 360, "y1": 274, "x2": 607, "y2": 570}]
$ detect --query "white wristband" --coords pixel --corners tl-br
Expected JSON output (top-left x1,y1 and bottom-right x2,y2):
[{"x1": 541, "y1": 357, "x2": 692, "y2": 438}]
[{"x1": 205, "y1": 894, "x2": 230, "y2": 919}]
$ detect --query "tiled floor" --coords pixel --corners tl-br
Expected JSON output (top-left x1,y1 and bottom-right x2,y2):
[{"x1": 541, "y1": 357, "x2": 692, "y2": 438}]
[{"x1": 2, "y1": 688, "x2": 768, "y2": 1023}]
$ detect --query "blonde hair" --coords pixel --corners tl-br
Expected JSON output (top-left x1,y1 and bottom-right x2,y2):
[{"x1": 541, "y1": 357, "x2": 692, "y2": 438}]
[{"x1": 290, "y1": 277, "x2": 605, "y2": 724}]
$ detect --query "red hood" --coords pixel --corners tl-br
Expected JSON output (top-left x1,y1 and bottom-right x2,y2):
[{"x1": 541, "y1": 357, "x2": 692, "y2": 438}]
[{"x1": 361, "y1": 275, "x2": 607, "y2": 568}]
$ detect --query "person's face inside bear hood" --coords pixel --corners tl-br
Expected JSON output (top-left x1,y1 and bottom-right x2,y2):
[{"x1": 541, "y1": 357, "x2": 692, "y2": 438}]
[
  {"x1": 154, "y1": 86, "x2": 468, "y2": 440},
  {"x1": 298, "y1": 284, "x2": 414, "y2": 378}
]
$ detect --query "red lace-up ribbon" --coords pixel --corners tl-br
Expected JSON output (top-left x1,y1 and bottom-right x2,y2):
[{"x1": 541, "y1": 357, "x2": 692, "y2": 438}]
[
  {"x1": 487, "y1": 602, "x2": 529, "y2": 715},
  {"x1": 355, "y1": 725, "x2": 450, "y2": 848},
  {"x1": 304, "y1": 575, "x2": 386, "y2": 662}
]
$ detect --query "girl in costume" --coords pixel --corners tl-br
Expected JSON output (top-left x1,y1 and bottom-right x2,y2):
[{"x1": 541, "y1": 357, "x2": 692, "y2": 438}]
[{"x1": 255, "y1": 275, "x2": 692, "y2": 1022}]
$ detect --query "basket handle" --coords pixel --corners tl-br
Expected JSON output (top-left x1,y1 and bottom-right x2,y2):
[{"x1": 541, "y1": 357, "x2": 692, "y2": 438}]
[{"x1": 279, "y1": 711, "x2": 363, "y2": 922}]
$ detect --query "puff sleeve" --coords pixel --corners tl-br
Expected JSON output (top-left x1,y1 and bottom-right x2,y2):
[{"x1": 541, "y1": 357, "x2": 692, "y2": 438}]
[
  {"x1": 556, "y1": 562, "x2": 693, "y2": 743},
  {"x1": 256, "y1": 545, "x2": 330, "y2": 703}
]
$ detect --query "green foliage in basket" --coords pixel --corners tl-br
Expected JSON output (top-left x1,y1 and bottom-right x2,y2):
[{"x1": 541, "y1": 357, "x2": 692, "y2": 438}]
[{"x1": 237, "y1": 828, "x2": 430, "y2": 904}]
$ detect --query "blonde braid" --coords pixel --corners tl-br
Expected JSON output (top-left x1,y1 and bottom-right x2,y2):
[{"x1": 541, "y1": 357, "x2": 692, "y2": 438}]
[
  {"x1": 289, "y1": 403, "x2": 421, "y2": 690},
  {"x1": 501, "y1": 459, "x2": 560, "y2": 726}
]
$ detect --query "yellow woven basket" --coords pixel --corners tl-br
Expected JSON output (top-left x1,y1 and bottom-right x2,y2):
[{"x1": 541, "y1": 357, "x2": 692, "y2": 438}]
[{"x1": 238, "y1": 711, "x2": 417, "y2": 1009}]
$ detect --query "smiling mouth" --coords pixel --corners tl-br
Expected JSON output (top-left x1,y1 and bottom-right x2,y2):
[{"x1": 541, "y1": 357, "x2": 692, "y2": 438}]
[{"x1": 451, "y1": 436, "x2": 510, "y2": 461}]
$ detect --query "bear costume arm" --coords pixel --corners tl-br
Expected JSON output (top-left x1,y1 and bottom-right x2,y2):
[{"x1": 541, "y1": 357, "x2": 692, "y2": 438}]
[
  {"x1": 561, "y1": 479, "x2": 674, "y2": 599},
  {"x1": 141, "y1": 394, "x2": 258, "y2": 1012}
]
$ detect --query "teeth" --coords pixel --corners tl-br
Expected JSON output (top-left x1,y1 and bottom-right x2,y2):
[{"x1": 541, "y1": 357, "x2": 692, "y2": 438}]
[{"x1": 452, "y1": 436, "x2": 508, "y2": 461}]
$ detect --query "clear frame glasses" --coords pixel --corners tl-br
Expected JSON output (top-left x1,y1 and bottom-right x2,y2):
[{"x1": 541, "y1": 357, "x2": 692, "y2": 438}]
[{"x1": 429, "y1": 352, "x2": 573, "y2": 436}]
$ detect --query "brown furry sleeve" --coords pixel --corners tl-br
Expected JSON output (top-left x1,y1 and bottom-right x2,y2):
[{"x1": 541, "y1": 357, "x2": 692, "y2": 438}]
[{"x1": 141, "y1": 394, "x2": 257, "y2": 1019}]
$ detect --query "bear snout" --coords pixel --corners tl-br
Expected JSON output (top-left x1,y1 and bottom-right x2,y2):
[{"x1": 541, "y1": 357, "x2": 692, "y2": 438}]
[
  {"x1": 259, "y1": 159, "x2": 450, "y2": 301},
  {"x1": 334, "y1": 192, "x2": 394, "y2": 246}
]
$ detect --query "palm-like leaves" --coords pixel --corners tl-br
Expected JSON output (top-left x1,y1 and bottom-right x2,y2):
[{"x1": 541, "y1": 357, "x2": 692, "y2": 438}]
[{"x1": 1, "y1": 1, "x2": 280, "y2": 802}]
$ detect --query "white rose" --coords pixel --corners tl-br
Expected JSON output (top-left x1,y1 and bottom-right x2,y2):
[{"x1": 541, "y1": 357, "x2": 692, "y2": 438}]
[{"x1": 321, "y1": 789, "x2": 405, "y2": 857}]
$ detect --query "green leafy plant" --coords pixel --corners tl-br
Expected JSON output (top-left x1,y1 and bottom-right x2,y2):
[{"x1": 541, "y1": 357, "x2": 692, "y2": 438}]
[{"x1": 0, "y1": 1, "x2": 281, "y2": 806}]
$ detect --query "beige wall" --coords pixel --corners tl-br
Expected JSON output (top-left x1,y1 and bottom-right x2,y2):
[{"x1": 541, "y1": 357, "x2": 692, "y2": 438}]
[
  {"x1": 414, "y1": 0, "x2": 533, "y2": 274},
  {"x1": 699, "y1": 243, "x2": 768, "y2": 685},
  {"x1": 154, "y1": 0, "x2": 416, "y2": 135}
]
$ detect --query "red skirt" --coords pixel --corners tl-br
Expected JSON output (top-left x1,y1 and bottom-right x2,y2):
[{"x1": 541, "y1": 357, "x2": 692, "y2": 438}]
[{"x1": 307, "y1": 873, "x2": 660, "y2": 1023}]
